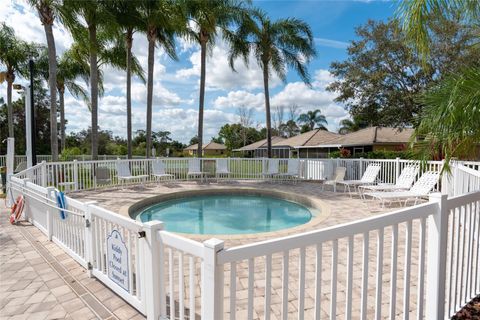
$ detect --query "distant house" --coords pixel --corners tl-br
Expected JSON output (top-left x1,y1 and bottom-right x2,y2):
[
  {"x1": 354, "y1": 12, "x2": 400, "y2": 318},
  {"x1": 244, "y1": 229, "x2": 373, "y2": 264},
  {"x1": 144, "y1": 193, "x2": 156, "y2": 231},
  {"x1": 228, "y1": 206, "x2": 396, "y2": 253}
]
[
  {"x1": 234, "y1": 129, "x2": 340, "y2": 158},
  {"x1": 295, "y1": 126, "x2": 414, "y2": 158},
  {"x1": 233, "y1": 136, "x2": 286, "y2": 158},
  {"x1": 274, "y1": 129, "x2": 340, "y2": 158},
  {"x1": 184, "y1": 142, "x2": 227, "y2": 156}
]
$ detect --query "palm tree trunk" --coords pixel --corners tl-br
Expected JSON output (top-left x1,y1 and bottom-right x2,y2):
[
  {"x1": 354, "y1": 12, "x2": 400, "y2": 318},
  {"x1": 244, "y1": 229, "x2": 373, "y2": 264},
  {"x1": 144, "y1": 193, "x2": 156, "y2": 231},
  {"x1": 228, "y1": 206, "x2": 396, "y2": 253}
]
[
  {"x1": 262, "y1": 64, "x2": 272, "y2": 158},
  {"x1": 197, "y1": 39, "x2": 207, "y2": 158},
  {"x1": 146, "y1": 30, "x2": 155, "y2": 159},
  {"x1": 6, "y1": 71, "x2": 14, "y2": 138},
  {"x1": 126, "y1": 28, "x2": 133, "y2": 159},
  {"x1": 88, "y1": 24, "x2": 99, "y2": 160},
  {"x1": 43, "y1": 21, "x2": 58, "y2": 161},
  {"x1": 59, "y1": 87, "x2": 65, "y2": 152}
]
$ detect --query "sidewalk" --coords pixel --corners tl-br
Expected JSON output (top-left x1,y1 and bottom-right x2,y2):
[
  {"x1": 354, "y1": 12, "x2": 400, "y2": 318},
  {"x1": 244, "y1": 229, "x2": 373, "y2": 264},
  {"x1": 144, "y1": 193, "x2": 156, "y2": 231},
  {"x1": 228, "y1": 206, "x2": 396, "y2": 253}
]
[{"x1": 0, "y1": 202, "x2": 145, "y2": 320}]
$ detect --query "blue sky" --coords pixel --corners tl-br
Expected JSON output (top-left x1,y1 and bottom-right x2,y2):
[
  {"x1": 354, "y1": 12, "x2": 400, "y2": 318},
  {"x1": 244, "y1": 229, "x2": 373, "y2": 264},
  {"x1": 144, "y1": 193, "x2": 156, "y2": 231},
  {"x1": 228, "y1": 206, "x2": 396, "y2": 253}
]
[{"x1": 0, "y1": 0, "x2": 396, "y2": 144}]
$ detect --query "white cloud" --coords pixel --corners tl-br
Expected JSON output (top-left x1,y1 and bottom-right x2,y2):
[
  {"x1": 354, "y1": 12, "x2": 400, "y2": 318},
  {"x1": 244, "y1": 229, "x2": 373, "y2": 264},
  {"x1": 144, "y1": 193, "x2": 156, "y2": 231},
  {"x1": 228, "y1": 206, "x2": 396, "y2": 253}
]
[
  {"x1": 212, "y1": 69, "x2": 348, "y2": 132},
  {"x1": 213, "y1": 91, "x2": 264, "y2": 111},
  {"x1": 314, "y1": 38, "x2": 349, "y2": 49},
  {"x1": 175, "y1": 37, "x2": 281, "y2": 91}
]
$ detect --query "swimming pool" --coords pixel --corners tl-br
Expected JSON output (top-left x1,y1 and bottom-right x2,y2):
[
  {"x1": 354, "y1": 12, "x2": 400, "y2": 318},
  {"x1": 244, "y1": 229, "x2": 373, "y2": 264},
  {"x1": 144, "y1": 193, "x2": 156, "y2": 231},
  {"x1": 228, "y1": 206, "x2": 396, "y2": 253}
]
[{"x1": 136, "y1": 194, "x2": 313, "y2": 235}]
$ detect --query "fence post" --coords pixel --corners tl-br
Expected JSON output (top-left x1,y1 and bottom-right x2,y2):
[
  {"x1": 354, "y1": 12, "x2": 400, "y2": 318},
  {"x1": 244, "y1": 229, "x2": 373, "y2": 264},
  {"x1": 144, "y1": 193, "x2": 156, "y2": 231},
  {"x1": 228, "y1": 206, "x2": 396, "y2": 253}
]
[
  {"x1": 359, "y1": 157, "x2": 364, "y2": 180},
  {"x1": 426, "y1": 193, "x2": 449, "y2": 319},
  {"x1": 41, "y1": 161, "x2": 47, "y2": 187},
  {"x1": 395, "y1": 157, "x2": 400, "y2": 181},
  {"x1": 46, "y1": 187, "x2": 56, "y2": 241},
  {"x1": 142, "y1": 221, "x2": 165, "y2": 319},
  {"x1": 73, "y1": 160, "x2": 79, "y2": 191},
  {"x1": 84, "y1": 201, "x2": 97, "y2": 277},
  {"x1": 202, "y1": 238, "x2": 224, "y2": 320}
]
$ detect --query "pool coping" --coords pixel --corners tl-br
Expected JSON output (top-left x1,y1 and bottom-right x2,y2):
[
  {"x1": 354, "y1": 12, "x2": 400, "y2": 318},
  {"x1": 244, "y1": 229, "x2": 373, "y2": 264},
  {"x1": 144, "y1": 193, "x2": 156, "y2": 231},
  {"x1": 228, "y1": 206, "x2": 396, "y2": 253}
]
[{"x1": 119, "y1": 187, "x2": 331, "y2": 241}]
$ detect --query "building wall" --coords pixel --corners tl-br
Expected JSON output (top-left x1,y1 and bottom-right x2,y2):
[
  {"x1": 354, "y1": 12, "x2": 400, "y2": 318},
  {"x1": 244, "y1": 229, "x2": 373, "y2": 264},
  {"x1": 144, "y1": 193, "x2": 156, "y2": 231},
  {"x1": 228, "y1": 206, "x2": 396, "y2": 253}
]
[
  {"x1": 372, "y1": 144, "x2": 405, "y2": 151},
  {"x1": 185, "y1": 149, "x2": 225, "y2": 156}
]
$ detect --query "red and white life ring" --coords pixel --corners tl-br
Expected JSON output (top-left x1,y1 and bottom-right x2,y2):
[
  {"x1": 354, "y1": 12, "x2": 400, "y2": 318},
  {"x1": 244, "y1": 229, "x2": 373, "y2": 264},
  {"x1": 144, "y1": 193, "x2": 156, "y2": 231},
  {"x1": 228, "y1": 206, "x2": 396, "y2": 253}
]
[{"x1": 9, "y1": 195, "x2": 24, "y2": 224}]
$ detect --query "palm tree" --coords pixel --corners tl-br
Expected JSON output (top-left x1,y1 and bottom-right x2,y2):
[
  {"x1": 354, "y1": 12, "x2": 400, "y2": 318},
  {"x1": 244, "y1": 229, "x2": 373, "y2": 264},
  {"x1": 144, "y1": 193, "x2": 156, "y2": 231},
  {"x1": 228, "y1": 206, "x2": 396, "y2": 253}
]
[
  {"x1": 397, "y1": 1, "x2": 480, "y2": 165},
  {"x1": 29, "y1": 0, "x2": 60, "y2": 161},
  {"x1": 107, "y1": 0, "x2": 144, "y2": 159},
  {"x1": 55, "y1": 51, "x2": 90, "y2": 152},
  {"x1": 338, "y1": 115, "x2": 368, "y2": 134},
  {"x1": 279, "y1": 119, "x2": 299, "y2": 138},
  {"x1": 183, "y1": 0, "x2": 249, "y2": 158},
  {"x1": 229, "y1": 9, "x2": 316, "y2": 157},
  {"x1": 62, "y1": 0, "x2": 117, "y2": 160},
  {"x1": 139, "y1": 0, "x2": 180, "y2": 158},
  {"x1": 297, "y1": 109, "x2": 327, "y2": 131},
  {"x1": 0, "y1": 24, "x2": 32, "y2": 138}
]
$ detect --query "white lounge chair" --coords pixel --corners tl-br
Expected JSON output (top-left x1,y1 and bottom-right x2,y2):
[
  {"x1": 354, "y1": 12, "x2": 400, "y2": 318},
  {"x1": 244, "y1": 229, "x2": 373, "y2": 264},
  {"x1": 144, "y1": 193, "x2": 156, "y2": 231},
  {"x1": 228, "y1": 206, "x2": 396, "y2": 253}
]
[
  {"x1": 276, "y1": 159, "x2": 300, "y2": 183},
  {"x1": 322, "y1": 166, "x2": 346, "y2": 192},
  {"x1": 337, "y1": 163, "x2": 381, "y2": 195},
  {"x1": 359, "y1": 165, "x2": 419, "y2": 198},
  {"x1": 116, "y1": 160, "x2": 148, "y2": 186},
  {"x1": 216, "y1": 159, "x2": 230, "y2": 179},
  {"x1": 262, "y1": 159, "x2": 279, "y2": 181},
  {"x1": 187, "y1": 159, "x2": 206, "y2": 182},
  {"x1": 151, "y1": 159, "x2": 174, "y2": 182},
  {"x1": 364, "y1": 171, "x2": 440, "y2": 207}
]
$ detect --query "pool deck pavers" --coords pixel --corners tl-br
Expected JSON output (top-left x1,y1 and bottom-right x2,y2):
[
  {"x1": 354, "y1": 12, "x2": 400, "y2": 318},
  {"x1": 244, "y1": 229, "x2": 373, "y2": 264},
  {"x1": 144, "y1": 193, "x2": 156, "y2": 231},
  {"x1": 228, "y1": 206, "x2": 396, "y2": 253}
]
[
  {"x1": 1, "y1": 181, "x2": 421, "y2": 319},
  {"x1": 0, "y1": 203, "x2": 145, "y2": 320}
]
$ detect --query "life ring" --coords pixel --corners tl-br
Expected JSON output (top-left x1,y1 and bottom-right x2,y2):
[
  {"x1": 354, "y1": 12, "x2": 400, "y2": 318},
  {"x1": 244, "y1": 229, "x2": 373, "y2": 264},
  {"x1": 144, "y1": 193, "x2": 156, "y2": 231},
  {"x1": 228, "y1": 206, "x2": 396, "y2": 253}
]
[{"x1": 9, "y1": 195, "x2": 25, "y2": 224}]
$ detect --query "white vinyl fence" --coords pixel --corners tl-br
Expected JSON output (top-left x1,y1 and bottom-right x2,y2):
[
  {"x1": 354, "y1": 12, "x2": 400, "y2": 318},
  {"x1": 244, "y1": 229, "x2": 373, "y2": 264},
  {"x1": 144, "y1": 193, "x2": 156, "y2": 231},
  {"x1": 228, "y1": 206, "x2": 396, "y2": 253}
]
[
  {"x1": 13, "y1": 157, "x2": 473, "y2": 196},
  {"x1": 6, "y1": 158, "x2": 480, "y2": 319}
]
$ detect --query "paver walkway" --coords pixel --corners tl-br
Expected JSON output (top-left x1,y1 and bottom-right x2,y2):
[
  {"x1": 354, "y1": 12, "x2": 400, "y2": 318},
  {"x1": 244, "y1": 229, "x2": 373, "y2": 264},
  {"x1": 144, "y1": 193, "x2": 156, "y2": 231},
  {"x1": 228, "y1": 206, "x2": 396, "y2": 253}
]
[{"x1": 0, "y1": 203, "x2": 145, "y2": 320}]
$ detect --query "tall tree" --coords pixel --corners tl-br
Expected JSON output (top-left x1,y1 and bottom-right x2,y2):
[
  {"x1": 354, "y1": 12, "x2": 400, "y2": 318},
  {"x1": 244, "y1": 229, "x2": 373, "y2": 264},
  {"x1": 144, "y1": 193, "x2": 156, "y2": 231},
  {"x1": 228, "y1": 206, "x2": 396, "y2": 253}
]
[
  {"x1": 297, "y1": 109, "x2": 328, "y2": 131},
  {"x1": 397, "y1": 1, "x2": 480, "y2": 164},
  {"x1": 29, "y1": 0, "x2": 59, "y2": 160},
  {"x1": 0, "y1": 24, "x2": 32, "y2": 139},
  {"x1": 338, "y1": 115, "x2": 368, "y2": 134},
  {"x1": 108, "y1": 0, "x2": 144, "y2": 159},
  {"x1": 139, "y1": 0, "x2": 180, "y2": 158},
  {"x1": 62, "y1": 0, "x2": 115, "y2": 160},
  {"x1": 328, "y1": 17, "x2": 479, "y2": 127},
  {"x1": 229, "y1": 9, "x2": 316, "y2": 157},
  {"x1": 183, "y1": 0, "x2": 249, "y2": 158}
]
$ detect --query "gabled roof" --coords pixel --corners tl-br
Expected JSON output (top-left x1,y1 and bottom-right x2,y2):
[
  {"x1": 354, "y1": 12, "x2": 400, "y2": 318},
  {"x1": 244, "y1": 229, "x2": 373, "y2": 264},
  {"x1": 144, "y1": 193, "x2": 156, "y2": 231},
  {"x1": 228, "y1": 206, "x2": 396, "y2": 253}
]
[
  {"x1": 299, "y1": 127, "x2": 414, "y2": 148},
  {"x1": 185, "y1": 141, "x2": 227, "y2": 150},
  {"x1": 233, "y1": 136, "x2": 285, "y2": 151},
  {"x1": 273, "y1": 129, "x2": 340, "y2": 148}
]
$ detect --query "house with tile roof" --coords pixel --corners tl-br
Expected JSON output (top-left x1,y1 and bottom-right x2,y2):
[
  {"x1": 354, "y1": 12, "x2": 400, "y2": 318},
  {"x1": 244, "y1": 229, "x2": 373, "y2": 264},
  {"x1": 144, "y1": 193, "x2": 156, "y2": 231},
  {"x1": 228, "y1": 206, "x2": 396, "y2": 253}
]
[
  {"x1": 295, "y1": 127, "x2": 414, "y2": 158},
  {"x1": 233, "y1": 136, "x2": 286, "y2": 157},
  {"x1": 184, "y1": 142, "x2": 227, "y2": 156}
]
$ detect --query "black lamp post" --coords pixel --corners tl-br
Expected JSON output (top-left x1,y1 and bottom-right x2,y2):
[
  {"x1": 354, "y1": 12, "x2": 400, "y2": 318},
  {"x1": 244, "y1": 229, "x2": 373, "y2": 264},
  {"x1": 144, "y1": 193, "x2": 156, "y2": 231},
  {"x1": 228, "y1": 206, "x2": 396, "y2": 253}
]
[{"x1": 29, "y1": 59, "x2": 37, "y2": 166}]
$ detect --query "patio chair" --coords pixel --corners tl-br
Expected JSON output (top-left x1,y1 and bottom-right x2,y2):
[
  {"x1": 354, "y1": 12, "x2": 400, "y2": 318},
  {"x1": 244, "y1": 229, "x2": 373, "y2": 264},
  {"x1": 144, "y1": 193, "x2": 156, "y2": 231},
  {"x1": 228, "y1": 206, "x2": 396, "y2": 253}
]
[
  {"x1": 364, "y1": 171, "x2": 440, "y2": 207},
  {"x1": 322, "y1": 167, "x2": 346, "y2": 192},
  {"x1": 115, "y1": 160, "x2": 148, "y2": 186},
  {"x1": 336, "y1": 163, "x2": 381, "y2": 195},
  {"x1": 276, "y1": 159, "x2": 300, "y2": 183},
  {"x1": 95, "y1": 167, "x2": 111, "y2": 188},
  {"x1": 215, "y1": 159, "x2": 230, "y2": 179},
  {"x1": 358, "y1": 165, "x2": 419, "y2": 198},
  {"x1": 14, "y1": 161, "x2": 27, "y2": 173},
  {"x1": 151, "y1": 159, "x2": 174, "y2": 182},
  {"x1": 187, "y1": 159, "x2": 206, "y2": 182},
  {"x1": 262, "y1": 159, "x2": 279, "y2": 182}
]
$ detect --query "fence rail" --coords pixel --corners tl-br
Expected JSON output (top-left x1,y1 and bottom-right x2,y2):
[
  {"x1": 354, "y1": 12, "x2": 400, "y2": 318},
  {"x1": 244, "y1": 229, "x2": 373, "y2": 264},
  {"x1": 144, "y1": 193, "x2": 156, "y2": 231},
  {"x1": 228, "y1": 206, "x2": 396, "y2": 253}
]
[{"x1": 6, "y1": 157, "x2": 480, "y2": 319}]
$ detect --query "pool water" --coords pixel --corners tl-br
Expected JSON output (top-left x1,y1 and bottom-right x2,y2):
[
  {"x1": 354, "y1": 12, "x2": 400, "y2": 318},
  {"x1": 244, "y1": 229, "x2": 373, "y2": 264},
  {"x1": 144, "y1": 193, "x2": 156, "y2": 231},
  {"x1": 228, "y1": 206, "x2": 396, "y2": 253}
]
[{"x1": 137, "y1": 194, "x2": 313, "y2": 234}]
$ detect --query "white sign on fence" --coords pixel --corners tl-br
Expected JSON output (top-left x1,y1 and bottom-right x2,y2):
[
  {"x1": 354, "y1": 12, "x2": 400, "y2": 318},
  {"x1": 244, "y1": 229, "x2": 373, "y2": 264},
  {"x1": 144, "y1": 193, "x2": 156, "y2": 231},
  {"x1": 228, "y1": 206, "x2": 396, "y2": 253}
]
[{"x1": 107, "y1": 229, "x2": 129, "y2": 292}]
